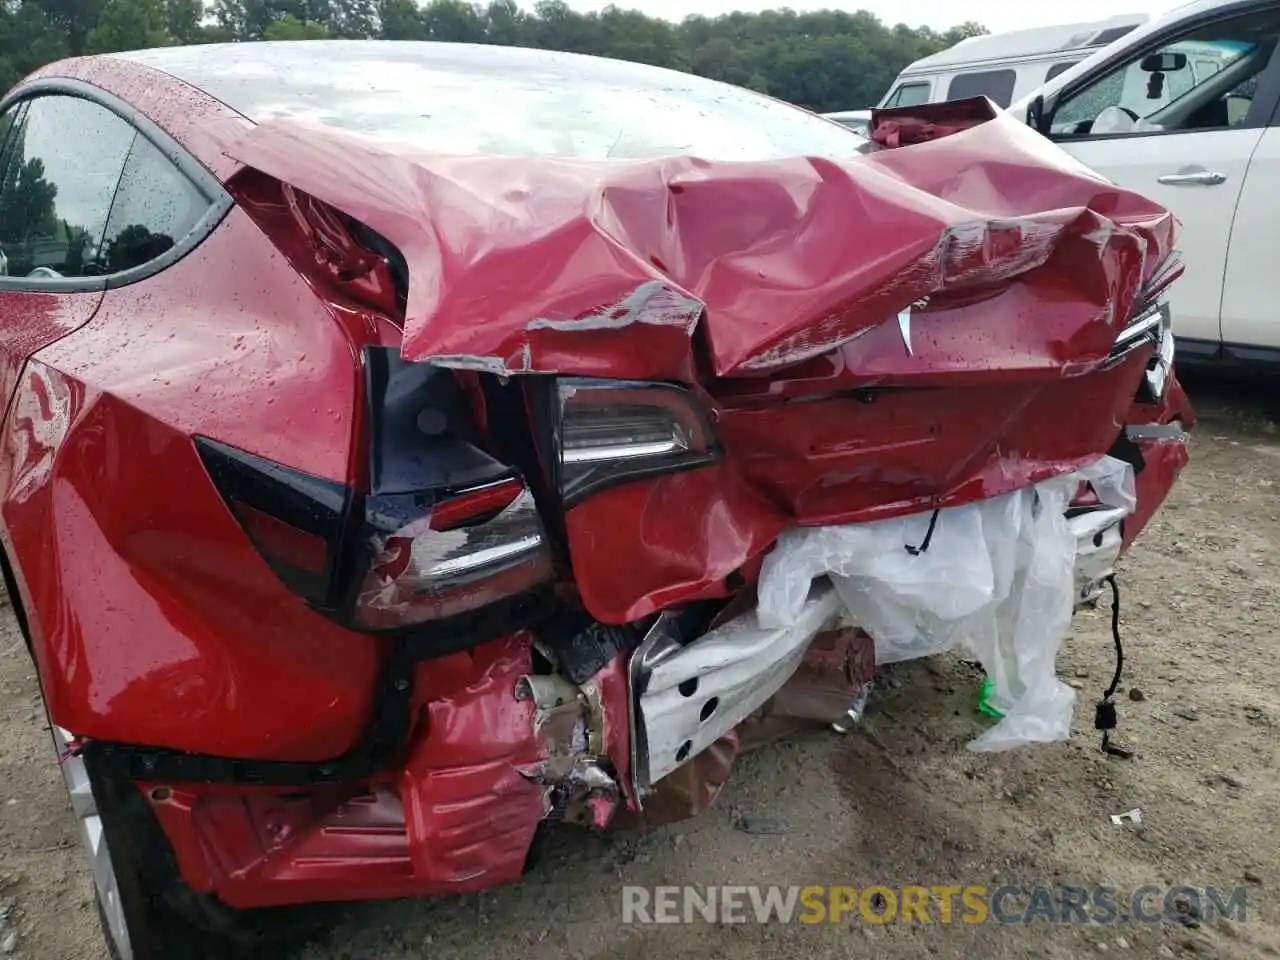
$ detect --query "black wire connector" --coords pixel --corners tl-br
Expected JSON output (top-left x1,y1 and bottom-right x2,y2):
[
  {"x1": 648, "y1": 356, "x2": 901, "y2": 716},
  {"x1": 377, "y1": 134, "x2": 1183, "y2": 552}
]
[{"x1": 1093, "y1": 573, "x2": 1133, "y2": 758}]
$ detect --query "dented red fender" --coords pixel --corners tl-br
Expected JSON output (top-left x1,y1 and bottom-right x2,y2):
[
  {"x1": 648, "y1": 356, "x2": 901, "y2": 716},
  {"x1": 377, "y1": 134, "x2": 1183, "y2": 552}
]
[{"x1": 225, "y1": 100, "x2": 1184, "y2": 623}]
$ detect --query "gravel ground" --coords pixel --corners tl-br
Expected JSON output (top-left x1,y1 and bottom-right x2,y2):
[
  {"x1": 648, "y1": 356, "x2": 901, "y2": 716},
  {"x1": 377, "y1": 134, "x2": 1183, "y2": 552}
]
[{"x1": 1, "y1": 377, "x2": 1277, "y2": 960}]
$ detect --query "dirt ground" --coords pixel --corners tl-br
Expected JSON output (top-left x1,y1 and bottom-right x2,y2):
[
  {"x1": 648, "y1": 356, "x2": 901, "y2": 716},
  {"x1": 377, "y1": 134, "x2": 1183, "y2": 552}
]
[{"x1": 1, "y1": 377, "x2": 1278, "y2": 960}]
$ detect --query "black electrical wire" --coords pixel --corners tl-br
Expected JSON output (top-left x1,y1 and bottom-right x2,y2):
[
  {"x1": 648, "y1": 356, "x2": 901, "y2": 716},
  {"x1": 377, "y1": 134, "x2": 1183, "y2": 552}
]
[
  {"x1": 1095, "y1": 573, "x2": 1130, "y2": 757},
  {"x1": 1104, "y1": 573, "x2": 1124, "y2": 700},
  {"x1": 904, "y1": 509, "x2": 941, "y2": 556}
]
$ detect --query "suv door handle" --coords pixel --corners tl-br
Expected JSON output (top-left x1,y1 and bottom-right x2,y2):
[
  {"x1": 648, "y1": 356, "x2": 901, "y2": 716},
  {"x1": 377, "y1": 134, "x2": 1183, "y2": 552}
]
[{"x1": 1157, "y1": 170, "x2": 1227, "y2": 186}]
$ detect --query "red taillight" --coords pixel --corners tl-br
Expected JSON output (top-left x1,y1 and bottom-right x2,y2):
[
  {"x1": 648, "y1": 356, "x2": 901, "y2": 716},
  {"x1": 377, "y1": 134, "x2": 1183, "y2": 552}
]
[
  {"x1": 231, "y1": 502, "x2": 329, "y2": 575},
  {"x1": 354, "y1": 485, "x2": 552, "y2": 631},
  {"x1": 427, "y1": 477, "x2": 523, "y2": 531},
  {"x1": 198, "y1": 420, "x2": 554, "y2": 642}
]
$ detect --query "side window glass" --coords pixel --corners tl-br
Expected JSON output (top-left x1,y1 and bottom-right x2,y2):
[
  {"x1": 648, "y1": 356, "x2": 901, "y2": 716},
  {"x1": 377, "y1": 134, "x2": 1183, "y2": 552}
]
[
  {"x1": 1049, "y1": 9, "x2": 1280, "y2": 138},
  {"x1": 0, "y1": 104, "x2": 25, "y2": 277},
  {"x1": 884, "y1": 82, "x2": 931, "y2": 108},
  {"x1": 0, "y1": 96, "x2": 135, "y2": 279},
  {"x1": 101, "y1": 135, "x2": 208, "y2": 274},
  {"x1": 946, "y1": 69, "x2": 1017, "y2": 107},
  {"x1": 1046, "y1": 61, "x2": 1080, "y2": 83},
  {"x1": 1196, "y1": 58, "x2": 1223, "y2": 80}
]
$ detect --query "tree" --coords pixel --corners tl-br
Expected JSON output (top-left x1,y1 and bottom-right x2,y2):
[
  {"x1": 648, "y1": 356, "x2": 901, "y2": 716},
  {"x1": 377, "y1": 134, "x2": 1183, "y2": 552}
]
[
  {"x1": 166, "y1": 0, "x2": 210, "y2": 43},
  {"x1": 28, "y1": 0, "x2": 106, "y2": 55},
  {"x1": 0, "y1": 0, "x2": 988, "y2": 115},
  {"x1": 419, "y1": 0, "x2": 484, "y2": 42},
  {"x1": 0, "y1": 2, "x2": 68, "y2": 91},
  {"x1": 87, "y1": 0, "x2": 172, "y2": 51},
  {"x1": 328, "y1": 0, "x2": 375, "y2": 37},
  {"x1": 261, "y1": 12, "x2": 325, "y2": 37}
]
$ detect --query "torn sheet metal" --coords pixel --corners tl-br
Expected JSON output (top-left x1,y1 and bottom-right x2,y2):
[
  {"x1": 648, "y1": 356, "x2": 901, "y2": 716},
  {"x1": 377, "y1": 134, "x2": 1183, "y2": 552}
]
[
  {"x1": 223, "y1": 103, "x2": 1176, "y2": 382},
  {"x1": 870, "y1": 96, "x2": 1003, "y2": 148},
  {"x1": 756, "y1": 455, "x2": 1136, "y2": 752}
]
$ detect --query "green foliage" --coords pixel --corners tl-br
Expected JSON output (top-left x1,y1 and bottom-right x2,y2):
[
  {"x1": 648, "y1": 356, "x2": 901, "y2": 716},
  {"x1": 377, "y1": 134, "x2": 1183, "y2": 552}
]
[
  {"x1": 261, "y1": 11, "x2": 325, "y2": 37},
  {"x1": 87, "y1": 0, "x2": 172, "y2": 51},
  {"x1": 0, "y1": 0, "x2": 987, "y2": 113}
]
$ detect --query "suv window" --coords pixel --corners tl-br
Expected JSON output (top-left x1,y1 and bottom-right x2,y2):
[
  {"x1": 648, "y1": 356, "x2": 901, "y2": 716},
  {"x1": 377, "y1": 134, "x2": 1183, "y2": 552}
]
[
  {"x1": 946, "y1": 69, "x2": 1017, "y2": 107},
  {"x1": 1046, "y1": 61, "x2": 1080, "y2": 83},
  {"x1": 0, "y1": 96, "x2": 135, "y2": 279},
  {"x1": 100, "y1": 135, "x2": 208, "y2": 274},
  {"x1": 883, "y1": 82, "x2": 931, "y2": 108},
  {"x1": 1049, "y1": 8, "x2": 1280, "y2": 138}
]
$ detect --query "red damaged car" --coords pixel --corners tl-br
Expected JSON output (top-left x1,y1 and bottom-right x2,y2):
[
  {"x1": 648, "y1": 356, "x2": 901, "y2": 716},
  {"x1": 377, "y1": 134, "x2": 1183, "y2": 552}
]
[{"x1": 0, "y1": 41, "x2": 1193, "y2": 957}]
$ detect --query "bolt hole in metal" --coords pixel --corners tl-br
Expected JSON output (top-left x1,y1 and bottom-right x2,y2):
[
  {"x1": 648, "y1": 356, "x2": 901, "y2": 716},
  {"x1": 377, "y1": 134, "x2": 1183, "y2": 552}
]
[
  {"x1": 149, "y1": 786, "x2": 172, "y2": 803},
  {"x1": 678, "y1": 677, "x2": 698, "y2": 697},
  {"x1": 671, "y1": 699, "x2": 721, "y2": 766}
]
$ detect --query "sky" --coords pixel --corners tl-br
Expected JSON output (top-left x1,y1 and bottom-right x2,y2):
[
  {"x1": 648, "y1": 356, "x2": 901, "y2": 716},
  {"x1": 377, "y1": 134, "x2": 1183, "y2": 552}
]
[{"x1": 550, "y1": 0, "x2": 1174, "y2": 34}]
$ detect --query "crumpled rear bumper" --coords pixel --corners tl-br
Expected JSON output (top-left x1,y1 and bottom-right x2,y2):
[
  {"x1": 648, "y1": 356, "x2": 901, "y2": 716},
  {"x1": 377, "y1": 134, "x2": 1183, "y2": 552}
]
[{"x1": 148, "y1": 369, "x2": 1190, "y2": 907}]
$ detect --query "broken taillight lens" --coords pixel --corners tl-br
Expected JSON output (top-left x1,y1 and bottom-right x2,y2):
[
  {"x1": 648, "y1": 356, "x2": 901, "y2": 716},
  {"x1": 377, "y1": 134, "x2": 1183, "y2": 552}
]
[
  {"x1": 354, "y1": 479, "x2": 553, "y2": 630},
  {"x1": 556, "y1": 379, "x2": 719, "y2": 505},
  {"x1": 352, "y1": 348, "x2": 555, "y2": 640},
  {"x1": 199, "y1": 349, "x2": 556, "y2": 650}
]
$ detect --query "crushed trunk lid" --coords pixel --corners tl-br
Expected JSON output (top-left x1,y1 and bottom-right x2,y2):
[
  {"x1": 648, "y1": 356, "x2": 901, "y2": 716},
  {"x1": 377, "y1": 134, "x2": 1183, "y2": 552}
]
[{"x1": 223, "y1": 98, "x2": 1181, "y2": 624}]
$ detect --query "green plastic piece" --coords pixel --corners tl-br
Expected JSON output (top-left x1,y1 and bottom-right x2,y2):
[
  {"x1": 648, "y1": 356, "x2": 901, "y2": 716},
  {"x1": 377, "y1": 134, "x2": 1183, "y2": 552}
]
[{"x1": 976, "y1": 676, "x2": 1004, "y2": 718}]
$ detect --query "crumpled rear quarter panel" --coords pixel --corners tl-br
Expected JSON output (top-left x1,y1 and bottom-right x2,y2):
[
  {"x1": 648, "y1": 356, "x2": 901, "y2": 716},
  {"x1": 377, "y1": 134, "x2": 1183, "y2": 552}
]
[{"x1": 0, "y1": 209, "x2": 381, "y2": 759}]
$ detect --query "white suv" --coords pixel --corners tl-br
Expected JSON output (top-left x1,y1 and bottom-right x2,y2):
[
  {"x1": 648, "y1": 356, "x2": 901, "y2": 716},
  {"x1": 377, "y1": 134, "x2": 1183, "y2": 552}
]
[{"x1": 1009, "y1": 0, "x2": 1280, "y2": 366}]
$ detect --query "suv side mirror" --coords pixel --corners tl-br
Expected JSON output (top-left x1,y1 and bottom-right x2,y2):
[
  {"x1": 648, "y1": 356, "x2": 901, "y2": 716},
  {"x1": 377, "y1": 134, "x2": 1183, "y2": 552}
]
[{"x1": 1141, "y1": 51, "x2": 1188, "y2": 72}]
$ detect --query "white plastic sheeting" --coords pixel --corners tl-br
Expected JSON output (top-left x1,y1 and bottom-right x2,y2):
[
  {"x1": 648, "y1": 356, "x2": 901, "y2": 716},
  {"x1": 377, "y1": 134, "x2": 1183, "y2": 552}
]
[{"x1": 756, "y1": 456, "x2": 1136, "y2": 752}]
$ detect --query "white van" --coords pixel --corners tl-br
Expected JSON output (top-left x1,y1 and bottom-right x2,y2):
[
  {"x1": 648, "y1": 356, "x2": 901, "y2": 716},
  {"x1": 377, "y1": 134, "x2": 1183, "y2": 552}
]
[
  {"x1": 1007, "y1": 0, "x2": 1280, "y2": 365},
  {"x1": 878, "y1": 14, "x2": 1152, "y2": 110},
  {"x1": 822, "y1": 109, "x2": 871, "y2": 136}
]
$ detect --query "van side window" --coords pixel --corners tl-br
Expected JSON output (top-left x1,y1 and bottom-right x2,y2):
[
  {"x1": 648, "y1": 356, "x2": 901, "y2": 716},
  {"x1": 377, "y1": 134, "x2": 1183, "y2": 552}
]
[
  {"x1": 1048, "y1": 7, "x2": 1280, "y2": 138},
  {"x1": 946, "y1": 70, "x2": 1017, "y2": 107},
  {"x1": 883, "y1": 82, "x2": 931, "y2": 108},
  {"x1": 1046, "y1": 61, "x2": 1080, "y2": 83}
]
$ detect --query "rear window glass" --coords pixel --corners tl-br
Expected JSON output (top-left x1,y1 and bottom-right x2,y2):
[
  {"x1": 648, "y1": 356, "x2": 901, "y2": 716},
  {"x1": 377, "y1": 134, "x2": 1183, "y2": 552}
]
[
  {"x1": 946, "y1": 69, "x2": 1018, "y2": 107},
  {"x1": 121, "y1": 43, "x2": 867, "y2": 163}
]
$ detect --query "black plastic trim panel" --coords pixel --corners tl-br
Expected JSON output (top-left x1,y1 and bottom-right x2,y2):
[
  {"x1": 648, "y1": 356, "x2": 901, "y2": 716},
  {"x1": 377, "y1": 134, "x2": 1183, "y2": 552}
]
[
  {"x1": 1223, "y1": 341, "x2": 1280, "y2": 365},
  {"x1": 1175, "y1": 337, "x2": 1225, "y2": 362}
]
